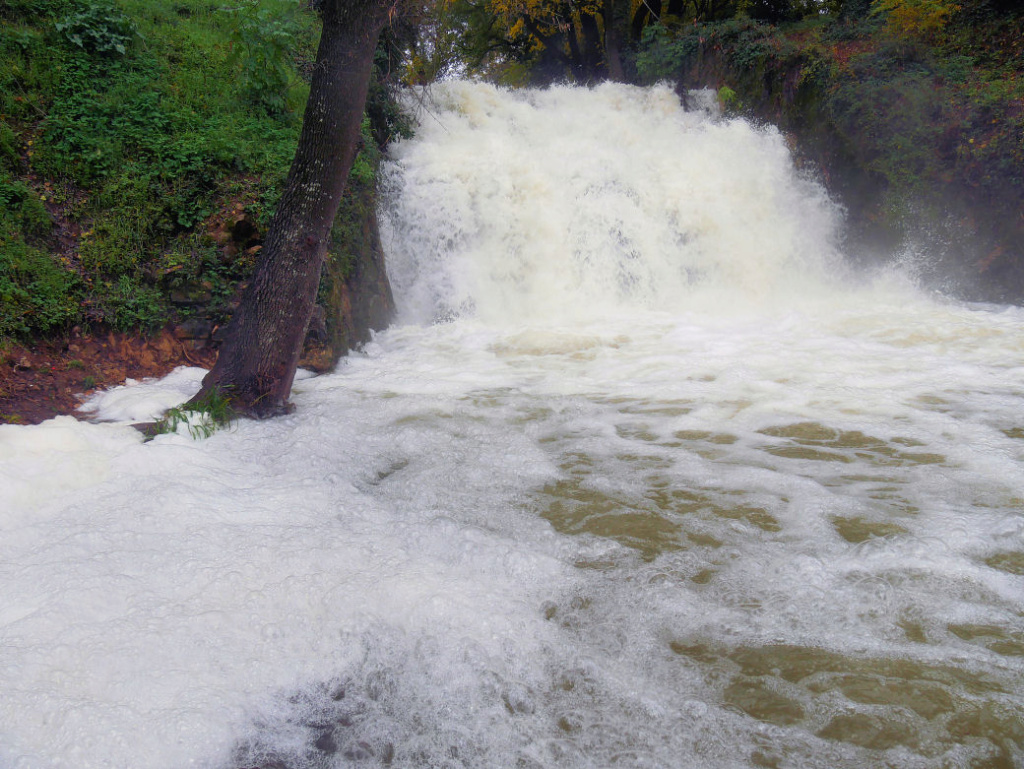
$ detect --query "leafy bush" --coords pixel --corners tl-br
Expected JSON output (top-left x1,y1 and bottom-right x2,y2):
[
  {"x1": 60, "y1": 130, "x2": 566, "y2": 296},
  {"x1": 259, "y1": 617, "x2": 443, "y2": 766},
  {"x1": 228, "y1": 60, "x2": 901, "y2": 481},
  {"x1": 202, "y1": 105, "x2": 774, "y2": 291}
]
[
  {"x1": 636, "y1": 24, "x2": 700, "y2": 81},
  {"x1": 102, "y1": 275, "x2": 166, "y2": 331},
  {"x1": 871, "y1": 0, "x2": 960, "y2": 42},
  {"x1": 0, "y1": 224, "x2": 79, "y2": 337},
  {"x1": 226, "y1": 0, "x2": 305, "y2": 115},
  {"x1": 637, "y1": 19, "x2": 794, "y2": 83},
  {"x1": 0, "y1": 0, "x2": 412, "y2": 346},
  {"x1": 0, "y1": 175, "x2": 50, "y2": 236},
  {"x1": 55, "y1": 0, "x2": 137, "y2": 55}
]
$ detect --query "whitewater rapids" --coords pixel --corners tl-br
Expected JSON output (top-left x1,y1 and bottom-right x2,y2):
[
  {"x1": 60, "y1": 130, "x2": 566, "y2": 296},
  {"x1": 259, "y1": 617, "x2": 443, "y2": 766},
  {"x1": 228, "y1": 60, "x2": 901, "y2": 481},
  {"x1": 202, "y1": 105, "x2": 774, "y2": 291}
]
[{"x1": 1, "y1": 81, "x2": 1022, "y2": 768}]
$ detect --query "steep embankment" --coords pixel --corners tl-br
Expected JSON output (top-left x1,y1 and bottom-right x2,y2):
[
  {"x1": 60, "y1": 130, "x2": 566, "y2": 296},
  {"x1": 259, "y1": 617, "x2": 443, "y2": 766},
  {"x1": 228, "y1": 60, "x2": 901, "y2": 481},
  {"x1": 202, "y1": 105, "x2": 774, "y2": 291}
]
[
  {"x1": 635, "y1": 8, "x2": 1023, "y2": 301},
  {"x1": 1, "y1": 0, "x2": 403, "y2": 422}
]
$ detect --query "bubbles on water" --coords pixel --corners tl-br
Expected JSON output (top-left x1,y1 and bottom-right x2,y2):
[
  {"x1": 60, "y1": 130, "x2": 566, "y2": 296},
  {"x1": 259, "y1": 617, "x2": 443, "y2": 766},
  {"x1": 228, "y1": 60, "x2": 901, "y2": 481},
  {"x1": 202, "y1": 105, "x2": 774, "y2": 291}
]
[{"x1": 6, "y1": 82, "x2": 1024, "y2": 769}]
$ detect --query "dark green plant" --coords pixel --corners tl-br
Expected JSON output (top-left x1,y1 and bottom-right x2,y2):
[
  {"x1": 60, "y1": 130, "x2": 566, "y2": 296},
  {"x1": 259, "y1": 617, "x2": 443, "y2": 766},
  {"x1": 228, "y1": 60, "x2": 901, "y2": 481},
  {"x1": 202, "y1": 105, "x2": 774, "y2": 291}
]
[
  {"x1": 0, "y1": 228, "x2": 80, "y2": 337},
  {"x1": 56, "y1": 0, "x2": 137, "y2": 55},
  {"x1": 152, "y1": 388, "x2": 235, "y2": 439},
  {"x1": 88, "y1": 274, "x2": 166, "y2": 331},
  {"x1": 636, "y1": 24, "x2": 699, "y2": 81},
  {"x1": 0, "y1": 122, "x2": 19, "y2": 169},
  {"x1": 0, "y1": 175, "x2": 51, "y2": 236},
  {"x1": 226, "y1": 1, "x2": 303, "y2": 115},
  {"x1": 2, "y1": 0, "x2": 70, "y2": 21}
]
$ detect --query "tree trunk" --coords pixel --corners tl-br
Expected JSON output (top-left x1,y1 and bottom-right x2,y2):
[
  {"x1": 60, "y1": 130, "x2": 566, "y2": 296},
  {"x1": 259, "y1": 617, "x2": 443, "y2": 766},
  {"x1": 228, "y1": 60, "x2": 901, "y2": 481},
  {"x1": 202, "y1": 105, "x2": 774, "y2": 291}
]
[
  {"x1": 602, "y1": 0, "x2": 625, "y2": 81},
  {"x1": 191, "y1": 0, "x2": 395, "y2": 418},
  {"x1": 578, "y1": 10, "x2": 604, "y2": 78}
]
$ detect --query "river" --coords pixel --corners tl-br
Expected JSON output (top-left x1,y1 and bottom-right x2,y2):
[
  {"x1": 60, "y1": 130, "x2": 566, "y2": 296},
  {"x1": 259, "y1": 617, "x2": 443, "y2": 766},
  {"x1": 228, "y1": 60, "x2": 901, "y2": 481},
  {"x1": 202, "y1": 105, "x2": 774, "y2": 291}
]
[{"x1": 1, "y1": 81, "x2": 1022, "y2": 768}]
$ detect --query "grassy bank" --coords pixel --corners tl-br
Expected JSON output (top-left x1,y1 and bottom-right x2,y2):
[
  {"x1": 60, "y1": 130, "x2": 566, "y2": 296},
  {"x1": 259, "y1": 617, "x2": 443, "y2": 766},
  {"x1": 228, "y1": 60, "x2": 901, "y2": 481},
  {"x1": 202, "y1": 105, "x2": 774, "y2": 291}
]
[{"x1": 1, "y1": 0, "x2": 406, "y2": 348}]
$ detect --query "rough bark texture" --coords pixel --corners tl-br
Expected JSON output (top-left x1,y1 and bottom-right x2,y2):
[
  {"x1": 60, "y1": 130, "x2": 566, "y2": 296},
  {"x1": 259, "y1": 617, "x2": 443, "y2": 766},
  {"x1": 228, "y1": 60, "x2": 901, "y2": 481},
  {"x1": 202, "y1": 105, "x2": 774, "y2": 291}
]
[{"x1": 191, "y1": 0, "x2": 394, "y2": 417}]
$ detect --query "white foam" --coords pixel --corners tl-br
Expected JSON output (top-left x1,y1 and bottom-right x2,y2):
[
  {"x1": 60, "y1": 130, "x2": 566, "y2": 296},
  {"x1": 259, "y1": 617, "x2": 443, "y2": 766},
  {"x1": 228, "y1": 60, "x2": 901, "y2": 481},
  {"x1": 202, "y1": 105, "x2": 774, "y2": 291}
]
[{"x1": 2, "y1": 82, "x2": 1023, "y2": 768}]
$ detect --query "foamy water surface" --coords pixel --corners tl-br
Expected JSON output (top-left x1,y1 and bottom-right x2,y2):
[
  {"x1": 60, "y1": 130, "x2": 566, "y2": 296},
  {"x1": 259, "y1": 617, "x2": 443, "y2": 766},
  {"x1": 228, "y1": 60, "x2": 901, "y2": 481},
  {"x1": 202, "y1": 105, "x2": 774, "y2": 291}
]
[{"x1": 1, "y1": 82, "x2": 1022, "y2": 768}]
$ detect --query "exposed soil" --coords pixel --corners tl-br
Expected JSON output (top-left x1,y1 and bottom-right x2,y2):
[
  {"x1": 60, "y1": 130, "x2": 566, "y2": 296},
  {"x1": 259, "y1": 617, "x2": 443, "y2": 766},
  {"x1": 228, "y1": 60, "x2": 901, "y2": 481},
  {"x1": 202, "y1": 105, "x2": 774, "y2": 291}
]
[
  {"x1": 0, "y1": 327, "x2": 340, "y2": 426},
  {"x1": 0, "y1": 328, "x2": 218, "y2": 425}
]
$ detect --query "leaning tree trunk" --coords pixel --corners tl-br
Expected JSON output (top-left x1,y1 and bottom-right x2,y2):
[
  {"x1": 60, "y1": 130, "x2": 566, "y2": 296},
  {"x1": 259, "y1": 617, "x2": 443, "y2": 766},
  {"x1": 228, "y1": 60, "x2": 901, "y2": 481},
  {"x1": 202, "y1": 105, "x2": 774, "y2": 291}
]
[{"x1": 190, "y1": 0, "x2": 395, "y2": 418}]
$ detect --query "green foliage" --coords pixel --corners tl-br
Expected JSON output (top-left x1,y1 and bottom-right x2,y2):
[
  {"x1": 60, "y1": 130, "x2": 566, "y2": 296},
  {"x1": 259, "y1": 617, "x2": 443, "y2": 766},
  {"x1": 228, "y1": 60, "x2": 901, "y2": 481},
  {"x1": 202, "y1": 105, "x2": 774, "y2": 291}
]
[
  {"x1": 718, "y1": 85, "x2": 740, "y2": 112},
  {"x1": 636, "y1": 24, "x2": 699, "y2": 80},
  {"x1": 636, "y1": 7, "x2": 1024, "y2": 292},
  {"x1": 0, "y1": 170, "x2": 78, "y2": 338},
  {"x1": 94, "y1": 275, "x2": 166, "y2": 331},
  {"x1": 0, "y1": 228, "x2": 79, "y2": 338},
  {"x1": 0, "y1": 122, "x2": 19, "y2": 169},
  {"x1": 157, "y1": 235, "x2": 256, "y2": 322},
  {"x1": 365, "y1": 42, "x2": 416, "y2": 148},
  {"x1": 871, "y1": 0, "x2": 960, "y2": 43},
  {"x1": 55, "y1": 0, "x2": 138, "y2": 55},
  {"x1": 0, "y1": 175, "x2": 50, "y2": 236},
  {"x1": 2, "y1": 0, "x2": 70, "y2": 20},
  {"x1": 0, "y1": 22, "x2": 61, "y2": 122},
  {"x1": 638, "y1": 19, "x2": 793, "y2": 83},
  {"x1": 226, "y1": 0, "x2": 307, "y2": 115},
  {"x1": 0, "y1": 0, "x2": 411, "y2": 346},
  {"x1": 152, "y1": 388, "x2": 235, "y2": 439}
]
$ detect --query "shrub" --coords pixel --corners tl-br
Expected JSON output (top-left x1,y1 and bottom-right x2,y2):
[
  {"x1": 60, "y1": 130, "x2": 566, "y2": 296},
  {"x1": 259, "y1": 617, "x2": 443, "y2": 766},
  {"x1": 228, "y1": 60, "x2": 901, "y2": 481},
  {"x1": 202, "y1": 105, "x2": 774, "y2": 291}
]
[
  {"x1": 55, "y1": 0, "x2": 137, "y2": 55},
  {"x1": 0, "y1": 226, "x2": 80, "y2": 337},
  {"x1": 226, "y1": 0, "x2": 304, "y2": 115},
  {"x1": 871, "y1": 0, "x2": 960, "y2": 42}
]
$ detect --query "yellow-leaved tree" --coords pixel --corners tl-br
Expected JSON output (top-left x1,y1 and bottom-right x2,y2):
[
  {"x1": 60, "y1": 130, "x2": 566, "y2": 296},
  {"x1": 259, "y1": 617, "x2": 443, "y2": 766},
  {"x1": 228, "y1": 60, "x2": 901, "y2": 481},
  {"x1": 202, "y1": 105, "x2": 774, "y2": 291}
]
[{"x1": 872, "y1": 0, "x2": 960, "y2": 42}]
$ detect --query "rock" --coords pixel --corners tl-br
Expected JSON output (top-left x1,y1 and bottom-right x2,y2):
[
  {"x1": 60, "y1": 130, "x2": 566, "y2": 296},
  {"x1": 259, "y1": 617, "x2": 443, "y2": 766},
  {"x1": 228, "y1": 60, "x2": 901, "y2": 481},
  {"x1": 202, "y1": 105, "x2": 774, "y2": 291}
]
[
  {"x1": 231, "y1": 216, "x2": 257, "y2": 244},
  {"x1": 173, "y1": 318, "x2": 213, "y2": 340},
  {"x1": 304, "y1": 305, "x2": 328, "y2": 345}
]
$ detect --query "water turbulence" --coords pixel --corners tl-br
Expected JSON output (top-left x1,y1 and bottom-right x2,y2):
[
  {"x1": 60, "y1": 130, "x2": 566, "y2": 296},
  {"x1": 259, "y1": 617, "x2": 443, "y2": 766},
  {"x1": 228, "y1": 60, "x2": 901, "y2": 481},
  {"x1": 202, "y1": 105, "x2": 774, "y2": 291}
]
[{"x1": 3, "y1": 82, "x2": 1024, "y2": 769}]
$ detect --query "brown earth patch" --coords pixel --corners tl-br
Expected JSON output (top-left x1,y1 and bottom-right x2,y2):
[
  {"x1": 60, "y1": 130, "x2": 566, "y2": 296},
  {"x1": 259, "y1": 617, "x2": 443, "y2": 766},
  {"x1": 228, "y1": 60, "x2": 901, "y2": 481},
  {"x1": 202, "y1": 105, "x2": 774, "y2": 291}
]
[
  {"x1": 1, "y1": 328, "x2": 340, "y2": 426},
  {"x1": 0, "y1": 328, "x2": 218, "y2": 426}
]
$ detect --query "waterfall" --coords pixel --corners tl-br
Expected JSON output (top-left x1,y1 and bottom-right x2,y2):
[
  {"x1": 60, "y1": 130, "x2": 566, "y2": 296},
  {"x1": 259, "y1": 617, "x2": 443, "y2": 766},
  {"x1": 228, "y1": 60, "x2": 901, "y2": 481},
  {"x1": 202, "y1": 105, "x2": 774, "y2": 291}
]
[
  {"x1": 1, "y1": 82, "x2": 1023, "y2": 769},
  {"x1": 382, "y1": 82, "x2": 845, "y2": 326}
]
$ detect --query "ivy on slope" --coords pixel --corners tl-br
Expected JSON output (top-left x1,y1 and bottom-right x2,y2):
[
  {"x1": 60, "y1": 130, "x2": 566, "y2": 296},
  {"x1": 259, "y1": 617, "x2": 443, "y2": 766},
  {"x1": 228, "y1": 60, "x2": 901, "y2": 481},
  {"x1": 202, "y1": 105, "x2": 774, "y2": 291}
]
[{"x1": 0, "y1": 0, "x2": 402, "y2": 343}]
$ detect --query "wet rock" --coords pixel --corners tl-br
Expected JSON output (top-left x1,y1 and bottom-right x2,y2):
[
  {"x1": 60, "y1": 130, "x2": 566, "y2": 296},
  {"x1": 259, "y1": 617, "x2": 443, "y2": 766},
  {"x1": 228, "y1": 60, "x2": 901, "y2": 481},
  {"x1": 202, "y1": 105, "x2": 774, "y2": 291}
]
[
  {"x1": 304, "y1": 305, "x2": 328, "y2": 345},
  {"x1": 173, "y1": 318, "x2": 213, "y2": 341}
]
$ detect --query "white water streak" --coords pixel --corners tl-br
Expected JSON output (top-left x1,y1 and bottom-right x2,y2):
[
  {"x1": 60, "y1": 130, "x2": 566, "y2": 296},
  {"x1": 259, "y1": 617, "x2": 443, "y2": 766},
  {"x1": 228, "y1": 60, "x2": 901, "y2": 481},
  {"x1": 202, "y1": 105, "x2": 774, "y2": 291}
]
[{"x1": 1, "y1": 82, "x2": 1023, "y2": 769}]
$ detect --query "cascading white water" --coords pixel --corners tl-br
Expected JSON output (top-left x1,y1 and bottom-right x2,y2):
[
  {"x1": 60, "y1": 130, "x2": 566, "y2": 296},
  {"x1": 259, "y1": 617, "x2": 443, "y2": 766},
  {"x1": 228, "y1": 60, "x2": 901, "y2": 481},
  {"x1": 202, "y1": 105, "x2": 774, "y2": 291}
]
[
  {"x1": 383, "y1": 82, "x2": 844, "y2": 325},
  {"x1": 1, "y1": 81, "x2": 1023, "y2": 769}
]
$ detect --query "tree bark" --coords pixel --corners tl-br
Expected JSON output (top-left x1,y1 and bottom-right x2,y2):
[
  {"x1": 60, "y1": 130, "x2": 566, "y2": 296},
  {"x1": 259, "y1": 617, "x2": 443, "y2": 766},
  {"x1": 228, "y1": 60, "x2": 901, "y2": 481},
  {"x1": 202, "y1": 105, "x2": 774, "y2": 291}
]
[
  {"x1": 603, "y1": 0, "x2": 625, "y2": 81},
  {"x1": 191, "y1": 0, "x2": 396, "y2": 418}
]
